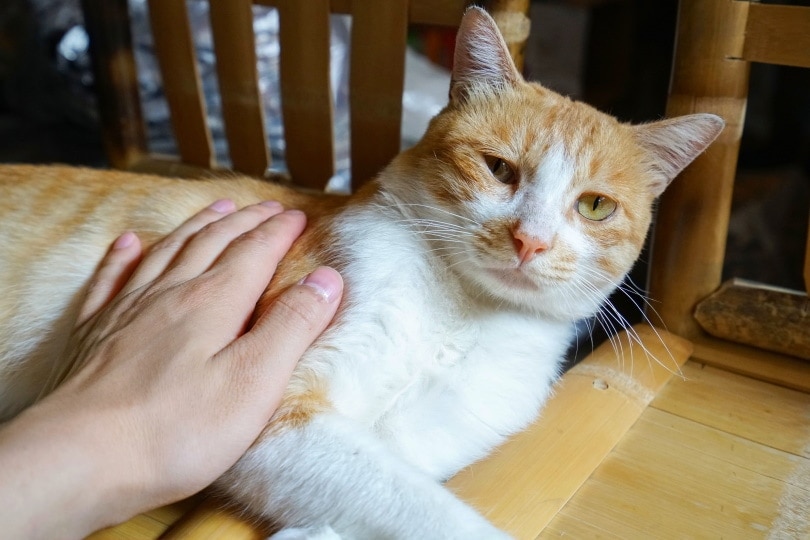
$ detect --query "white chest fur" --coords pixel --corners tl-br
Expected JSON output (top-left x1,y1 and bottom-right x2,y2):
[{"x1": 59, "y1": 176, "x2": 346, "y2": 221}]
[{"x1": 299, "y1": 206, "x2": 573, "y2": 480}]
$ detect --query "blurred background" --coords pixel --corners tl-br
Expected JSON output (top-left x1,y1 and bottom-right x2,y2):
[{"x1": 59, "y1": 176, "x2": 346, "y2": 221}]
[{"x1": 0, "y1": 0, "x2": 807, "y2": 348}]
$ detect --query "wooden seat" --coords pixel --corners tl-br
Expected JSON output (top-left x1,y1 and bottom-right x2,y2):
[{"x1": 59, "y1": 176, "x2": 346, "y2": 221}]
[{"x1": 81, "y1": 0, "x2": 531, "y2": 191}]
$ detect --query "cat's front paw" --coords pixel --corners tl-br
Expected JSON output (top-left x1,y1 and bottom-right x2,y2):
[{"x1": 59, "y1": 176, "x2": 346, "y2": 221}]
[{"x1": 269, "y1": 525, "x2": 341, "y2": 540}]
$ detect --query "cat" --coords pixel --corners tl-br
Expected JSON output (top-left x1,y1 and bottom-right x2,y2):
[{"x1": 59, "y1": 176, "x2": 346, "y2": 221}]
[{"x1": 0, "y1": 7, "x2": 723, "y2": 539}]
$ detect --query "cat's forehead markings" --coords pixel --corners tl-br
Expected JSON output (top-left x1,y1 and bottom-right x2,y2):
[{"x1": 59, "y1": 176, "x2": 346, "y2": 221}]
[{"x1": 533, "y1": 142, "x2": 575, "y2": 187}]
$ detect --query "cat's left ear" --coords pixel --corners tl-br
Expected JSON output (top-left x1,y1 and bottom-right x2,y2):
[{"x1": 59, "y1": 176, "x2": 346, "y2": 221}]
[
  {"x1": 634, "y1": 113, "x2": 725, "y2": 196},
  {"x1": 450, "y1": 7, "x2": 522, "y2": 103}
]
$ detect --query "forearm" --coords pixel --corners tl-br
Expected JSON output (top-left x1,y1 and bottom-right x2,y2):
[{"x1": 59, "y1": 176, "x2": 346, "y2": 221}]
[{"x1": 0, "y1": 399, "x2": 143, "y2": 539}]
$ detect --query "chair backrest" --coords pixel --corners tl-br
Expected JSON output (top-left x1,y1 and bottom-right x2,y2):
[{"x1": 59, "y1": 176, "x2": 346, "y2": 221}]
[
  {"x1": 81, "y1": 0, "x2": 530, "y2": 191},
  {"x1": 647, "y1": 0, "x2": 810, "y2": 364}
]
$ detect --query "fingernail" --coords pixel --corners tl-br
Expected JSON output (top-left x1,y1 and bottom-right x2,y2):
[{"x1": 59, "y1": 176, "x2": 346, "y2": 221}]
[
  {"x1": 299, "y1": 267, "x2": 342, "y2": 303},
  {"x1": 260, "y1": 200, "x2": 283, "y2": 210},
  {"x1": 113, "y1": 231, "x2": 137, "y2": 250},
  {"x1": 208, "y1": 199, "x2": 235, "y2": 213}
]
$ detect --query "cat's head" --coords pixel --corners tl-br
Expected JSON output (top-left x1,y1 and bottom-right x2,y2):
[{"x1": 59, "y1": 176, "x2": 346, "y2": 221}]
[{"x1": 384, "y1": 7, "x2": 723, "y2": 320}]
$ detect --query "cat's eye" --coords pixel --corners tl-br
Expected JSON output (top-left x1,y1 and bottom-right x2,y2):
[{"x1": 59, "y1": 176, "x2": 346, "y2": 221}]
[
  {"x1": 577, "y1": 194, "x2": 617, "y2": 221},
  {"x1": 484, "y1": 156, "x2": 516, "y2": 185}
]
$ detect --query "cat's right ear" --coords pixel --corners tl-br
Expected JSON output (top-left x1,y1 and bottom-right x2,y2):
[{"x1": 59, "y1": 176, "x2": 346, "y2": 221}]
[{"x1": 450, "y1": 7, "x2": 522, "y2": 103}]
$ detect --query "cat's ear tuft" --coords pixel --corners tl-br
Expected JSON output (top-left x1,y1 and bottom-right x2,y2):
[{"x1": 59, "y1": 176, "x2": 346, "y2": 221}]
[
  {"x1": 634, "y1": 113, "x2": 725, "y2": 196},
  {"x1": 450, "y1": 7, "x2": 522, "y2": 103}
]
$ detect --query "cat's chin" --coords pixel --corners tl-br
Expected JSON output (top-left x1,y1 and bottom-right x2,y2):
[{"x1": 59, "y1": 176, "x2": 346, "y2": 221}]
[
  {"x1": 461, "y1": 266, "x2": 595, "y2": 321},
  {"x1": 480, "y1": 266, "x2": 539, "y2": 291}
]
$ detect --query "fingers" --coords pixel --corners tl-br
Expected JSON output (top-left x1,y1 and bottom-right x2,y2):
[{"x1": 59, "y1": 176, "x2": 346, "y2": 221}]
[
  {"x1": 76, "y1": 232, "x2": 143, "y2": 327},
  {"x1": 221, "y1": 267, "x2": 343, "y2": 404},
  {"x1": 205, "y1": 209, "x2": 308, "y2": 305},
  {"x1": 122, "y1": 200, "x2": 288, "y2": 295},
  {"x1": 121, "y1": 199, "x2": 238, "y2": 293},
  {"x1": 165, "y1": 201, "x2": 288, "y2": 282}
]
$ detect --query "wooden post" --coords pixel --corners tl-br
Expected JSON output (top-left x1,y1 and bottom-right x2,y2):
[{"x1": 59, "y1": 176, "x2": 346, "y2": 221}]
[
  {"x1": 80, "y1": 0, "x2": 147, "y2": 169},
  {"x1": 647, "y1": 0, "x2": 751, "y2": 339},
  {"x1": 805, "y1": 213, "x2": 810, "y2": 294},
  {"x1": 487, "y1": 0, "x2": 530, "y2": 72}
]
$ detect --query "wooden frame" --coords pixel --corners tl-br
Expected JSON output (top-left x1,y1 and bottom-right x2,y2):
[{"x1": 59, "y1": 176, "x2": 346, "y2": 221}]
[{"x1": 647, "y1": 0, "x2": 810, "y2": 386}]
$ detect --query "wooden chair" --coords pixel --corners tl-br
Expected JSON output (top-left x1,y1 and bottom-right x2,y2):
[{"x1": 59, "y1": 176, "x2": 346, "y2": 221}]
[
  {"x1": 648, "y1": 0, "x2": 810, "y2": 388},
  {"x1": 81, "y1": 0, "x2": 809, "y2": 538},
  {"x1": 80, "y1": 0, "x2": 531, "y2": 191}
]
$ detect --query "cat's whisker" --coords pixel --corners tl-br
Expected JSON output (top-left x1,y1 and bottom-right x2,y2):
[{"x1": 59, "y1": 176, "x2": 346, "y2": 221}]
[
  {"x1": 581, "y1": 283, "x2": 682, "y2": 380},
  {"x1": 578, "y1": 267, "x2": 682, "y2": 378},
  {"x1": 570, "y1": 278, "x2": 631, "y2": 372},
  {"x1": 386, "y1": 202, "x2": 480, "y2": 225},
  {"x1": 392, "y1": 218, "x2": 474, "y2": 234}
]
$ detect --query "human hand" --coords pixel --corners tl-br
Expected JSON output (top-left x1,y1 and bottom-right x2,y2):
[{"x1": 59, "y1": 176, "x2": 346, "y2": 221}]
[{"x1": 0, "y1": 200, "x2": 342, "y2": 538}]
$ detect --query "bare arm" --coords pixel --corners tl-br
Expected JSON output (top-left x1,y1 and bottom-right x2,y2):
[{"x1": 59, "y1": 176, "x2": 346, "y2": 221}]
[{"x1": 0, "y1": 200, "x2": 342, "y2": 538}]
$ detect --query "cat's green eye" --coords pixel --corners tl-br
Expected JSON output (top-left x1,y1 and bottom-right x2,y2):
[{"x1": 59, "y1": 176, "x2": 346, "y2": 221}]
[
  {"x1": 484, "y1": 156, "x2": 516, "y2": 185},
  {"x1": 577, "y1": 194, "x2": 617, "y2": 221}
]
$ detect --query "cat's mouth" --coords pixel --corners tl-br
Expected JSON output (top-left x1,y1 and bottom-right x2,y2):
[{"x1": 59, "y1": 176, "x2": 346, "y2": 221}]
[{"x1": 481, "y1": 266, "x2": 539, "y2": 290}]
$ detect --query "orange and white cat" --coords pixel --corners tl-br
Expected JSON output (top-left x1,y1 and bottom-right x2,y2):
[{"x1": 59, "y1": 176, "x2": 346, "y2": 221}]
[{"x1": 0, "y1": 8, "x2": 722, "y2": 539}]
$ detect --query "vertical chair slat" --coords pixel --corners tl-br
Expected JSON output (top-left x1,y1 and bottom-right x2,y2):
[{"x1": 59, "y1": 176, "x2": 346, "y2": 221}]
[
  {"x1": 349, "y1": 0, "x2": 409, "y2": 189},
  {"x1": 278, "y1": 0, "x2": 335, "y2": 190},
  {"x1": 209, "y1": 0, "x2": 270, "y2": 177},
  {"x1": 147, "y1": 0, "x2": 214, "y2": 168},
  {"x1": 80, "y1": 0, "x2": 147, "y2": 169}
]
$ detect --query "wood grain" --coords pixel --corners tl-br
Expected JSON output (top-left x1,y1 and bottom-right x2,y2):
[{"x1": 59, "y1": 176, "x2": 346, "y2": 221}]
[
  {"x1": 147, "y1": 0, "x2": 214, "y2": 169},
  {"x1": 161, "y1": 499, "x2": 269, "y2": 539},
  {"x1": 209, "y1": 0, "x2": 270, "y2": 177},
  {"x1": 806, "y1": 212, "x2": 810, "y2": 294},
  {"x1": 348, "y1": 0, "x2": 409, "y2": 187},
  {"x1": 79, "y1": 0, "x2": 147, "y2": 169},
  {"x1": 742, "y1": 3, "x2": 810, "y2": 69},
  {"x1": 488, "y1": 0, "x2": 530, "y2": 72},
  {"x1": 277, "y1": 0, "x2": 335, "y2": 190},
  {"x1": 647, "y1": 0, "x2": 751, "y2": 339},
  {"x1": 692, "y1": 334, "x2": 810, "y2": 393},
  {"x1": 88, "y1": 499, "x2": 199, "y2": 539},
  {"x1": 545, "y1": 406, "x2": 809, "y2": 538},
  {"x1": 446, "y1": 324, "x2": 692, "y2": 538},
  {"x1": 254, "y1": 0, "x2": 468, "y2": 27},
  {"x1": 546, "y1": 362, "x2": 810, "y2": 538},
  {"x1": 694, "y1": 279, "x2": 810, "y2": 360}
]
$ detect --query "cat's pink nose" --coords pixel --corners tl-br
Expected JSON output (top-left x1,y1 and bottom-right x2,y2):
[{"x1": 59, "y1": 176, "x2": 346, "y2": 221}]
[{"x1": 512, "y1": 230, "x2": 550, "y2": 264}]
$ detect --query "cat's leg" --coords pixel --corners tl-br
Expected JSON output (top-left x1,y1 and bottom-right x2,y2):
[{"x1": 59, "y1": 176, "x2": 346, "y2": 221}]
[{"x1": 216, "y1": 412, "x2": 509, "y2": 540}]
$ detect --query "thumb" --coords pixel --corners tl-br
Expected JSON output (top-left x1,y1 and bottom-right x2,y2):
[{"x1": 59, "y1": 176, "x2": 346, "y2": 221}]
[{"x1": 221, "y1": 266, "x2": 343, "y2": 404}]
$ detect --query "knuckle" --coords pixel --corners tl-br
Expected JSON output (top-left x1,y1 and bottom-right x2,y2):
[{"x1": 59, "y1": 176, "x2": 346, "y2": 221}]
[
  {"x1": 273, "y1": 289, "x2": 325, "y2": 333},
  {"x1": 235, "y1": 226, "x2": 276, "y2": 250},
  {"x1": 148, "y1": 237, "x2": 186, "y2": 255}
]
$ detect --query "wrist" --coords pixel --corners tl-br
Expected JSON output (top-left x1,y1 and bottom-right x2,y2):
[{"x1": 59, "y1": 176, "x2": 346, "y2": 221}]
[{"x1": 0, "y1": 396, "x2": 149, "y2": 538}]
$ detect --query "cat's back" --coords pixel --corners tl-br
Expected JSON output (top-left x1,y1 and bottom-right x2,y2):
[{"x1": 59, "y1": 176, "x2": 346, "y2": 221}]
[
  {"x1": 0, "y1": 164, "x2": 347, "y2": 417},
  {"x1": 0, "y1": 164, "x2": 341, "y2": 238}
]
